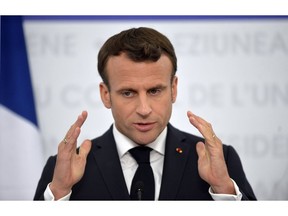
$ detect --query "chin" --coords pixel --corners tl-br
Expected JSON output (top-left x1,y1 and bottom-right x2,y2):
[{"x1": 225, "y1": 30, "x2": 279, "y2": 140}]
[{"x1": 134, "y1": 136, "x2": 157, "y2": 145}]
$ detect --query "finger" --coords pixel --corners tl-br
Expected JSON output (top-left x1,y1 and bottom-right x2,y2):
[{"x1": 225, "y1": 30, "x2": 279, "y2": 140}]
[
  {"x1": 187, "y1": 111, "x2": 202, "y2": 130},
  {"x1": 196, "y1": 141, "x2": 206, "y2": 159},
  {"x1": 64, "y1": 111, "x2": 88, "y2": 141},
  {"x1": 78, "y1": 139, "x2": 92, "y2": 158},
  {"x1": 60, "y1": 127, "x2": 81, "y2": 153},
  {"x1": 187, "y1": 111, "x2": 216, "y2": 142}
]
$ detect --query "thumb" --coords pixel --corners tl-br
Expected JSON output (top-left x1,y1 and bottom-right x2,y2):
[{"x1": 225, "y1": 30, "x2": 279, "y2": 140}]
[
  {"x1": 79, "y1": 139, "x2": 92, "y2": 158},
  {"x1": 196, "y1": 141, "x2": 206, "y2": 159}
]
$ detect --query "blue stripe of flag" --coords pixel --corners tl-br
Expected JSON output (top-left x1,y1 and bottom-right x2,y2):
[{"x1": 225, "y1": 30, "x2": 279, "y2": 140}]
[{"x1": 0, "y1": 16, "x2": 38, "y2": 126}]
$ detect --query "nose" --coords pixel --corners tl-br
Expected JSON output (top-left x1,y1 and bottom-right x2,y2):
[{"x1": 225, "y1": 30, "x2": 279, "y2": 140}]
[{"x1": 136, "y1": 94, "x2": 152, "y2": 117}]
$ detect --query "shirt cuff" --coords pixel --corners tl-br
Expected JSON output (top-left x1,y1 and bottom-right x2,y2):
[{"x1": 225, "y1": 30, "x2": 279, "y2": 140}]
[
  {"x1": 44, "y1": 183, "x2": 72, "y2": 201},
  {"x1": 209, "y1": 179, "x2": 243, "y2": 201}
]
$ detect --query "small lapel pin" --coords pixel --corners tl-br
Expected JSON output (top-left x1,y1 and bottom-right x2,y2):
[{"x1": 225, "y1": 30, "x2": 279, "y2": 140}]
[{"x1": 176, "y1": 147, "x2": 183, "y2": 154}]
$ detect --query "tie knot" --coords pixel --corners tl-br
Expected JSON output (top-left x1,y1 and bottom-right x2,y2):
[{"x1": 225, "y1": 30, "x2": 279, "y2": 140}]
[{"x1": 129, "y1": 146, "x2": 152, "y2": 164}]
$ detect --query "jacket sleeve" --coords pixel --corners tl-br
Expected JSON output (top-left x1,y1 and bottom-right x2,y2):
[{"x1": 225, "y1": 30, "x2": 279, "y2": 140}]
[
  {"x1": 33, "y1": 156, "x2": 56, "y2": 200},
  {"x1": 223, "y1": 145, "x2": 257, "y2": 200}
]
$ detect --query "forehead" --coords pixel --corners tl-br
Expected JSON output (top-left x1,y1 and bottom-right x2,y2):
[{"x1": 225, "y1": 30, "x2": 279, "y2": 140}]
[{"x1": 106, "y1": 53, "x2": 173, "y2": 89}]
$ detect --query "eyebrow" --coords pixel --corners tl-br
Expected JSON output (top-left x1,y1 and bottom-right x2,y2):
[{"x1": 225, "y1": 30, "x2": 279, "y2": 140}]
[
  {"x1": 148, "y1": 84, "x2": 167, "y2": 90},
  {"x1": 116, "y1": 84, "x2": 167, "y2": 93}
]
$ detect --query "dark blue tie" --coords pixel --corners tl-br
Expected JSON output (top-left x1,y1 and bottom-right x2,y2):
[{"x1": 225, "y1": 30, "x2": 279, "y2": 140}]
[{"x1": 129, "y1": 146, "x2": 155, "y2": 200}]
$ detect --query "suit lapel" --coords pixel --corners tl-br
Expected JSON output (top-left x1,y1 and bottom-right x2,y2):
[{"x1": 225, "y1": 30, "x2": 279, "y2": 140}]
[
  {"x1": 90, "y1": 124, "x2": 193, "y2": 200},
  {"x1": 91, "y1": 126, "x2": 130, "y2": 200},
  {"x1": 159, "y1": 124, "x2": 192, "y2": 200}
]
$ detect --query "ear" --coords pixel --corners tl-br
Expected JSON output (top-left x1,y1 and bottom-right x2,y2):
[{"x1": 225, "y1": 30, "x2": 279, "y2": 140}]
[
  {"x1": 171, "y1": 76, "x2": 178, "y2": 103},
  {"x1": 99, "y1": 82, "x2": 112, "y2": 108}
]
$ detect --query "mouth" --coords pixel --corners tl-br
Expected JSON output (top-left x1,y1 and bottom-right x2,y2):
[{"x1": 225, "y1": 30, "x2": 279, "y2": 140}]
[{"x1": 133, "y1": 122, "x2": 156, "y2": 132}]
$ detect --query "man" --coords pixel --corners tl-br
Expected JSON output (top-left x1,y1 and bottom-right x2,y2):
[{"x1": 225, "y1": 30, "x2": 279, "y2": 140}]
[{"x1": 34, "y1": 27, "x2": 256, "y2": 200}]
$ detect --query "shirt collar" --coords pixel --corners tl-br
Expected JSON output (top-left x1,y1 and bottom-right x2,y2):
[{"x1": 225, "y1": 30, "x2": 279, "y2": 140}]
[{"x1": 113, "y1": 123, "x2": 167, "y2": 159}]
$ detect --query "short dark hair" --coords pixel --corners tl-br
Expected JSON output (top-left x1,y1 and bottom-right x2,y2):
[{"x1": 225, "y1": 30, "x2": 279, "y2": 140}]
[{"x1": 97, "y1": 27, "x2": 177, "y2": 88}]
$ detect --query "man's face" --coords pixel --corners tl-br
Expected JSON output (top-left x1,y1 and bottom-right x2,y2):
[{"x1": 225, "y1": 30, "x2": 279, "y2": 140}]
[{"x1": 100, "y1": 53, "x2": 177, "y2": 145}]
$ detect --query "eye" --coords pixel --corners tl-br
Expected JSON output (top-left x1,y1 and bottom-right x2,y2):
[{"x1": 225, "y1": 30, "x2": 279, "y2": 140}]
[
  {"x1": 149, "y1": 88, "x2": 161, "y2": 95},
  {"x1": 121, "y1": 90, "x2": 135, "y2": 98}
]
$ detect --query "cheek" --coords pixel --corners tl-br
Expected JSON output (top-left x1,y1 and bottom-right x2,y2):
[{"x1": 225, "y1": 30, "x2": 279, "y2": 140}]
[
  {"x1": 111, "y1": 100, "x2": 134, "y2": 120},
  {"x1": 155, "y1": 98, "x2": 173, "y2": 116}
]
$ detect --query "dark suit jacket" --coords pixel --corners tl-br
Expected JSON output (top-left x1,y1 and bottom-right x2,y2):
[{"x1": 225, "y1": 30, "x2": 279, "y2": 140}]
[{"x1": 34, "y1": 124, "x2": 257, "y2": 200}]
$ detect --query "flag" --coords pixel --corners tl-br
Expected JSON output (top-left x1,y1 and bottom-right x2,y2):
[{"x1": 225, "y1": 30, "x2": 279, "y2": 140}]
[{"x1": 0, "y1": 16, "x2": 44, "y2": 200}]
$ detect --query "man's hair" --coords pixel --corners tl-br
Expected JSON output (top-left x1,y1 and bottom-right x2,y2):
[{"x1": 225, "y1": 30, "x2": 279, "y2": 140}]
[{"x1": 97, "y1": 27, "x2": 177, "y2": 88}]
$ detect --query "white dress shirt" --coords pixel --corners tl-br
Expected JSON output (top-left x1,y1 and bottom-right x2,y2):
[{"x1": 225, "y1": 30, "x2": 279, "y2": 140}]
[
  {"x1": 114, "y1": 123, "x2": 167, "y2": 200},
  {"x1": 44, "y1": 124, "x2": 242, "y2": 201}
]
